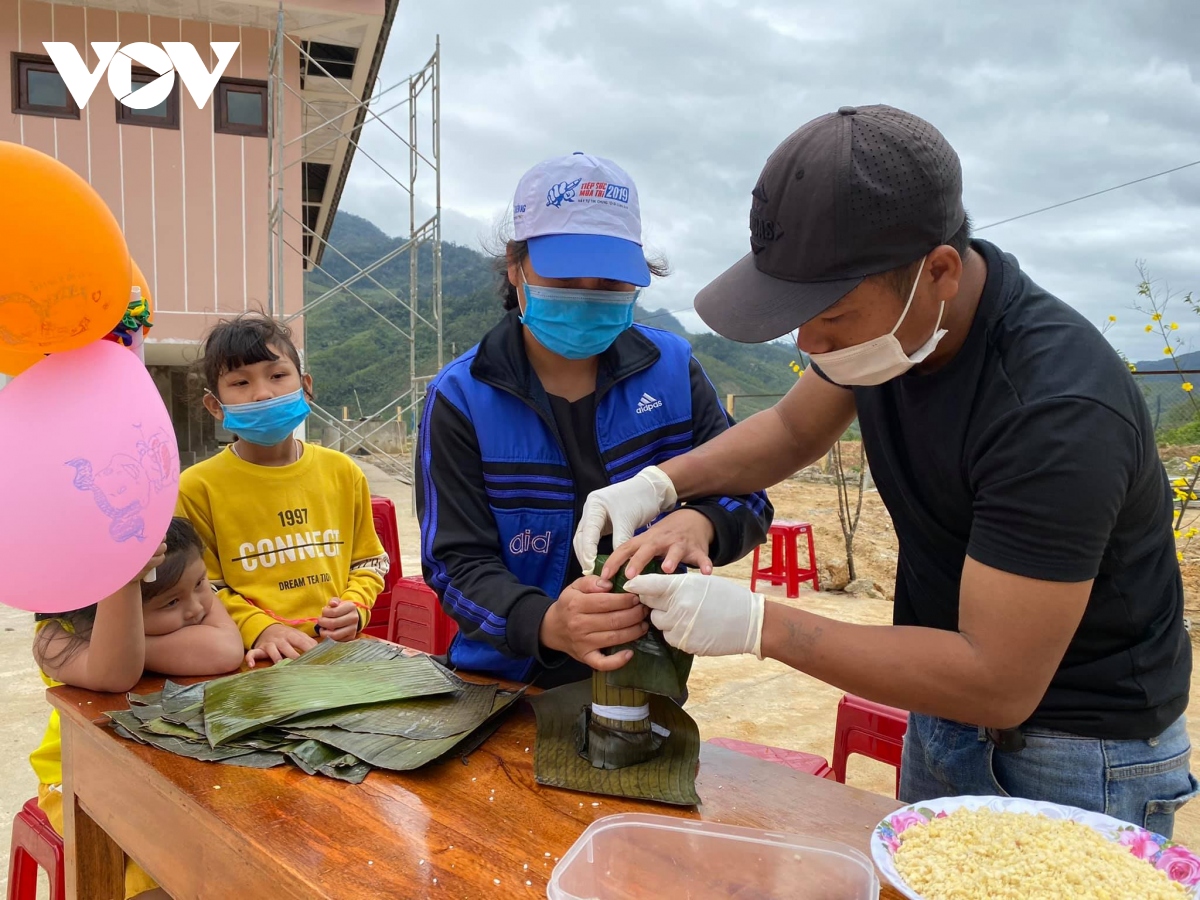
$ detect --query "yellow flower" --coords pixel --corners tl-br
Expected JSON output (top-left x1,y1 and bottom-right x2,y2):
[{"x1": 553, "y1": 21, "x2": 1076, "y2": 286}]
[
  {"x1": 1174, "y1": 478, "x2": 1188, "y2": 487},
  {"x1": 1165, "y1": 347, "x2": 1175, "y2": 355},
  {"x1": 1128, "y1": 363, "x2": 1138, "y2": 373},
  {"x1": 1190, "y1": 456, "x2": 1200, "y2": 464},
  {"x1": 1145, "y1": 324, "x2": 1154, "y2": 332},
  {"x1": 1171, "y1": 322, "x2": 1180, "y2": 330},
  {"x1": 1176, "y1": 530, "x2": 1184, "y2": 539},
  {"x1": 1108, "y1": 315, "x2": 1117, "y2": 323},
  {"x1": 1176, "y1": 489, "x2": 1188, "y2": 501},
  {"x1": 1184, "y1": 383, "x2": 1194, "y2": 393},
  {"x1": 1191, "y1": 492, "x2": 1198, "y2": 501},
  {"x1": 1153, "y1": 313, "x2": 1163, "y2": 321},
  {"x1": 1189, "y1": 528, "x2": 1199, "y2": 539},
  {"x1": 1179, "y1": 550, "x2": 1185, "y2": 563}
]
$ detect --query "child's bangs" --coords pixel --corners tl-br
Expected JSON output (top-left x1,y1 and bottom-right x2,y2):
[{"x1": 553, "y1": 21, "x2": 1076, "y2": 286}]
[
  {"x1": 142, "y1": 518, "x2": 205, "y2": 602},
  {"x1": 211, "y1": 326, "x2": 285, "y2": 377}
]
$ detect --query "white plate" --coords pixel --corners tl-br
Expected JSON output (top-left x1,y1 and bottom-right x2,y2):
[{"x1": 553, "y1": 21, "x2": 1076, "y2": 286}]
[{"x1": 870, "y1": 794, "x2": 1200, "y2": 899}]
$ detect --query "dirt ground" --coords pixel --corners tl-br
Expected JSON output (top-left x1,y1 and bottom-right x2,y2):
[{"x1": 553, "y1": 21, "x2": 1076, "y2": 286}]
[{"x1": 3, "y1": 454, "x2": 1200, "y2": 895}]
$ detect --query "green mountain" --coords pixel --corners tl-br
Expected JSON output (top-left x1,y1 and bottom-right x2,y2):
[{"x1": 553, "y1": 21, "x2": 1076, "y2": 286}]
[
  {"x1": 303, "y1": 213, "x2": 800, "y2": 420},
  {"x1": 1132, "y1": 350, "x2": 1200, "y2": 443}
]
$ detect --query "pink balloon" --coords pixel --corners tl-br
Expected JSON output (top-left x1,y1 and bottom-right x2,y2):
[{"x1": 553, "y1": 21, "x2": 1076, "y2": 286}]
[{"x1": 0, "y1": 341, "x2": 179, "y2": 613}]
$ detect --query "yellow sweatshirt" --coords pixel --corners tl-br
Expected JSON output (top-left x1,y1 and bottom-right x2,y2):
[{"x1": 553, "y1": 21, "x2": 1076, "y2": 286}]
[{"x1": 176, "y1": 443, "x2": 389, "y2": 648}]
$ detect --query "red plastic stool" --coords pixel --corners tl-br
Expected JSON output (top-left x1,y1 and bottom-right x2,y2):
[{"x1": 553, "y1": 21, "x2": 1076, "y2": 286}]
[
  {"x1": 832, "y1": 694, "x2": 909, "y2": 798},
  {"x1": 389, "y1": 576, "x2": 459, "y2": 655},
  {"x1": 366, "y1": 496, "x2": 403, "y2": 640},
  {"x1": 706, "y1": 737, "x2": 835, "y2": 779},
  {"x1": 750, "y1": 522, "x2": 819, "y2": 598},
  {"x1": 8, "y1": 797, "x2": 65, "y2": 900}
]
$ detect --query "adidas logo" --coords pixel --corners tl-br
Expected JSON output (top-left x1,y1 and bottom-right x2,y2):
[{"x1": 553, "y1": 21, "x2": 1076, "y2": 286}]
[{"x1": 636, "y1": 393, "x2": 663, "y2": 414}]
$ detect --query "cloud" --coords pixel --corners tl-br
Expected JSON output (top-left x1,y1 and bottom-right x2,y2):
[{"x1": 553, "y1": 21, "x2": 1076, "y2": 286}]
[{"x1": 337, "y1": 0, "x2": 1200, "y2": 356}]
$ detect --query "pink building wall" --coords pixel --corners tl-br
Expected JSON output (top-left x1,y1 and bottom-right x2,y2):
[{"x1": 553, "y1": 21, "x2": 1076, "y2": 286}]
[{"x1": 0, "y1": 0, "x2": 306, "y2": 356}]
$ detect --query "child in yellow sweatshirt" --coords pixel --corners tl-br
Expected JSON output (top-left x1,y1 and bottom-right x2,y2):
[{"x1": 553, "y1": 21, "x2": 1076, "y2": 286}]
[{"x1": 176, "y1": 313, "x2": 389, "y2": 666}]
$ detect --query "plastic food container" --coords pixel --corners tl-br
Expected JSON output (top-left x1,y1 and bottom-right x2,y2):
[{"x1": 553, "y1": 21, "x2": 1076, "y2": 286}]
[{"x1": 547, "y1": 813, "x2": 880, "y2": 900}]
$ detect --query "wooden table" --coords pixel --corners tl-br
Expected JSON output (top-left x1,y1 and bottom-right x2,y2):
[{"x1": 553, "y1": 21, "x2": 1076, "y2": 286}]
[{"x1": 51, "y1": 677, "x2": 905, "y2": 899}]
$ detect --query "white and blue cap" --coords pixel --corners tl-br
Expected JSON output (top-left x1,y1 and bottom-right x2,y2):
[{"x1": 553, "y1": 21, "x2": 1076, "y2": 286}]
[{"x1": 512, "y1": 152, "x2": 651, "y2": 287}]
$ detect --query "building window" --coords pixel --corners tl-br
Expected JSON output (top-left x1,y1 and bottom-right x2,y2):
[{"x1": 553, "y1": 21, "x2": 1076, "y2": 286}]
[
  {"x1": 302, "y1": 42, "x2": 357, "y2": 79},
  {"x1": 116, "y1": 67, "x2": 179, "y2": 129},
  {"x1": 11, "y1": 52, "x2": 79, "y2": 119},
  {"x1": 214, "y1": 78, "x2": 268, "y2": 137},
  {"x1": 302, "y1": 203, "x2": 321, "y2": 262},
  {"x1": 303, "y1": 162, "x2": 330, "y2": 204}
]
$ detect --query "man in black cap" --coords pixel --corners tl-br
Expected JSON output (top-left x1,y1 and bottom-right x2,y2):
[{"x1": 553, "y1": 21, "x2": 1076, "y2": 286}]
[{"x1": 573, "y1": 105, "x2": 1196, "y2": 834}]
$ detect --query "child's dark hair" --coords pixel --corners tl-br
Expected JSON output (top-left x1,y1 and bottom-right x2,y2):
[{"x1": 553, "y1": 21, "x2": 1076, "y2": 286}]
[
  {"x1": 34, "y1": 518, "x2": 205, "y2": 672},
  {"x1": 496, "y1": 240, "x2": 671, "y2": 311},
  {"x1": 197, "y1": 313, "x2": 304, "y2": 397}
]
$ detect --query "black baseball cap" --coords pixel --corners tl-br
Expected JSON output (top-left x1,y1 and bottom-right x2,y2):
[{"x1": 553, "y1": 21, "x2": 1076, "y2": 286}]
[{"x1": 695, "y1": 104, "x2": 965, "y2": 343}]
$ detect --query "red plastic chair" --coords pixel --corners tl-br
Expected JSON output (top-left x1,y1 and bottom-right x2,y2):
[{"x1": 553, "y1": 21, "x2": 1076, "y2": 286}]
[
  {"x1": 389, "y1": 576, "x2": 458, "y2": 655},
  {"x1": 8, "y1": 798, "x2": 64, "y2": 900},
  {"x1": 706, "y1": 737, "x2": 835, "y2": 780},
  {"x1": 832, "y1": 694, "x2": 909, "y2": 798},
  {"x1": 750, "y1": 522, "x2": 820, "y2": 598},
  {"x1": 366, "y1": 496, "x2": 401, "y2": 640}
]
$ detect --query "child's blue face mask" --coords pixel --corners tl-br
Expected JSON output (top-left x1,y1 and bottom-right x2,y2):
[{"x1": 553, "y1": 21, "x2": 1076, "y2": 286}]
[
  {"x1": 519, "y1": 269, "x2": 640, "y2": 360},
  {"x1": 217, "y1": 389, "x2": 311, "y2": 446}
]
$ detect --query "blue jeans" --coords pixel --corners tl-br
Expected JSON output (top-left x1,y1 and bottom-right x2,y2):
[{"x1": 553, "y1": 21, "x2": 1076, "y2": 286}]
[{"x1": 899, "y1": 713, "x2": 1200, "y2": 838}]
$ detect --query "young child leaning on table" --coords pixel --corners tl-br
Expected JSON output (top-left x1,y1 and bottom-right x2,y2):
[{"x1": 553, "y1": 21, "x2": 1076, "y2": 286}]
[
  {"x1": 176, "y1": 313, "x2": 390, "y2": 667},
  {"x1": 29, "y1": 516, "x2": 244, "y2": 900}
]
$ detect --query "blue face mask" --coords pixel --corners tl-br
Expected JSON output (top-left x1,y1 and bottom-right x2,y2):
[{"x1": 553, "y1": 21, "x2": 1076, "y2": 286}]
[
  {"x1": 519, "y1": 279, "x2": 640, "y2": 360},
  {"x1": 218, "y1": 388, "x2": 311, "y2": 447}
]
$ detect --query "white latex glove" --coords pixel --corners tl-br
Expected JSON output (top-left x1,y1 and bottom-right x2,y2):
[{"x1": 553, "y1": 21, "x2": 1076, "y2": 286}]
[
  {"x1": 573, "y1": 465, "x2": 678, "y2": 575},
  {"x1": 625, "y1": 573, "x2": 765, "y2": 659}
]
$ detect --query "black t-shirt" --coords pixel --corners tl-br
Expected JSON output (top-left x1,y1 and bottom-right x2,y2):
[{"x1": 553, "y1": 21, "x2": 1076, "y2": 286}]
[
  {"x1": 816, "y1": 239, "x2": 1190, "y2": 740},
  {"x1": 547, "y1": 392, "x2": 611, "y2": 585}
]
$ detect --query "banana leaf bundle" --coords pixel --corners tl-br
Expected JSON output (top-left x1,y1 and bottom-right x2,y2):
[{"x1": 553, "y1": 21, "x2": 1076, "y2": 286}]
[
  {"x1": 107, "y1": 639, "x2": 523, "y2": 784},
  {"x1": 530, "y1": 556, "x2": 701, "y2": 805},
  {"x1": 600, "y1": 559, "x2": 693, "y2": 700}
]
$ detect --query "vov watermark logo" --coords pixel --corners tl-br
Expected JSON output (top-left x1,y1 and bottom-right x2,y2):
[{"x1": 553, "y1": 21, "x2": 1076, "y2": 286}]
[{"x1": 42, "y1": 41, "x2": 240, "y2": 110}]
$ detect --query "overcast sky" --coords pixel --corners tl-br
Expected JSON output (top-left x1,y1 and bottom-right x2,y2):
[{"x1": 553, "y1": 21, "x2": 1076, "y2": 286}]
[{"x1": 336, "y1": 0, "x2": 1200, "y2": 363}]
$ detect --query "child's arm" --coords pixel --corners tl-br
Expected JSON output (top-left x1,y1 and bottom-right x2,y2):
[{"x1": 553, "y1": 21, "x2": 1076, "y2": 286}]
[
  {"x1": 176, "y1": 490, "x2": 280, "y2": 650},
  {"x1": 144, "y1": 598, "x2": 244, "y2": 677},
  {"x1": 35, "y1": 546, "x2": 165, "y2": 692}
]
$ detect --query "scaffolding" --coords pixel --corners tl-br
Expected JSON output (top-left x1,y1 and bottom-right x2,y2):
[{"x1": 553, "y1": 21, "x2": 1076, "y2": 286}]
[{"x1": 267, "y1": 24, "x2": 442, "y2": 484}]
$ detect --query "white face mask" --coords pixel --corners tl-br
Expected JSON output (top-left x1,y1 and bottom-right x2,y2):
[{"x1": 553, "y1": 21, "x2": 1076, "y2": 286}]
[{"x1": 807, "y1": 256, "x2": 946, "y2": 387}]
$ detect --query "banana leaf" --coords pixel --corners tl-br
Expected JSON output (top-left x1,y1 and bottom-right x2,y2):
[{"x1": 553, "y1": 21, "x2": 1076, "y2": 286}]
[
  {"x1": 316, "y1": 760, "x2": 372, "y2": 784},
  {"x1": 594, "y1": 556, "x2": 692, "y2": 700},
  {"x1": 586, "y1": 670, "x2": 660, "y2": 769},
  {"x1": 291, "y1": 638, "x2": 405, "y2": 666},
  {"x1": 286, "y1": 739, "x2": 363, "y2": 778},
  {"x1": 106, "y1": 710, "x2": 284, "y2": 766},
  {"x1": 126, "y1": 703, "x2": 167, "y2": 724},
  {"x1": 202, "y1": 657, "x2": 455, "y2": 747},
  {"x1": 449, "y1": 689, "x2": 529, "y2": 762},
  {"x1": 226, "y1": 730, "x2": 304, "y2": 753},
  {"x1": 160, "y1": 680, "x2": 211, "y2": 714},
  {"x1": 582, "y1": 708, "x2": 666, "y2": 769},
  {"x1": 286, "y1": 688, "x2": 526, "y2": 772},
  {"x1": 217, "y1": 751, "x2": 290, "y2": 769},
  {"x1": 282, "y1": 680, "x2": 498, "y2": 739},
  {"x1": 530, "y1": 679, "x2": 700, "y2": 806},
  {"x1": 144, "y1": 717, "x2": 205, "y2": 741}
]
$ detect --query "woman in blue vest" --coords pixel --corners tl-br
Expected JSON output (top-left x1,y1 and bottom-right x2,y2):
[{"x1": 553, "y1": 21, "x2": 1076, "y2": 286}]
[{"x1": 415, "y1": 152, "x2": 772, "y2": 686}]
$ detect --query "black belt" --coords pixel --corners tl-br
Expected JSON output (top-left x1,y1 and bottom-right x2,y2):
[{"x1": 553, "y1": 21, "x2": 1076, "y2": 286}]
[{"x1": 986, "y1": 727, "x2": 1026, "y2": 753}]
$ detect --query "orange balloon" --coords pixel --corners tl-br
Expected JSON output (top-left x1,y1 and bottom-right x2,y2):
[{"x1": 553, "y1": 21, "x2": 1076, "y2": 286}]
[
  {"x1": 0, "y1": 345, "x2": 46, "y2": 377},
  {"x1": 0, "y1": 142, "x2": 131, "y2": 355},
  {"x1": 131, "y1": 260, "x2": 153, "y2": 327}
]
